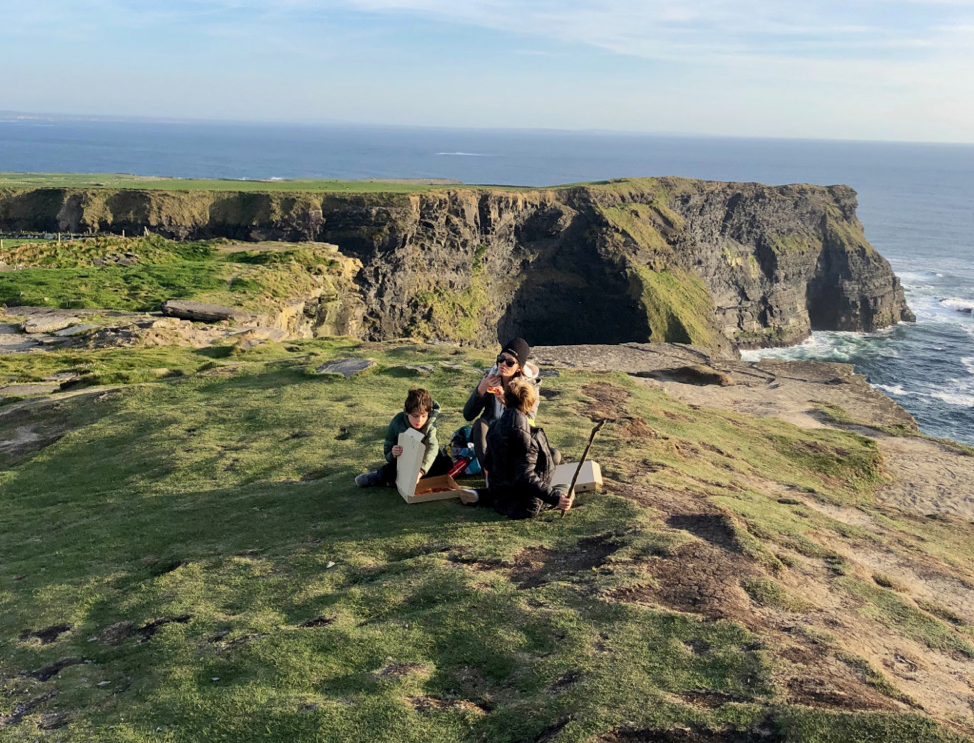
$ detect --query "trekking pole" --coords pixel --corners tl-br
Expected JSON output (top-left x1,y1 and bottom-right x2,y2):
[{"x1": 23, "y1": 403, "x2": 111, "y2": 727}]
[{"x1": 561, "y1": 419, "x2": 606, "y2": 517}]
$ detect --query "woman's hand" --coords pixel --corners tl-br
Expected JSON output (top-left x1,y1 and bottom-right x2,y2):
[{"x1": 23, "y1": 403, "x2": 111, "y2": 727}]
[
  {"x1": 391, "y1": 444, "x2": 404, "y2": 457},
  {"x1": 477, "y1": 372, "x2": 503, "y2": 396},
  {"x1": 556, "y1": 493, "x2": 573, "y2": 511}
]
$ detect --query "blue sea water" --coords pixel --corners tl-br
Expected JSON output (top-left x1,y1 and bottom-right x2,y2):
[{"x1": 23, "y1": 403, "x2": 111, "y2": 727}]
[{"x1": 1, "y1": 117, "x2": 972, "y2": 443}]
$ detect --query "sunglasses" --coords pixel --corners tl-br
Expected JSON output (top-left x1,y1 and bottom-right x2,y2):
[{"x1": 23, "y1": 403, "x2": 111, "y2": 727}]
[{"x1": 496, "y1": 355, "x2": 518, "y2": 368}]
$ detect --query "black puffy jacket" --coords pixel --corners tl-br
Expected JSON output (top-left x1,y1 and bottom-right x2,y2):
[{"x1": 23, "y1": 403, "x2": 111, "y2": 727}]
[{"x1": 484, "y1": 407, "x2": 560, "y2": 519}]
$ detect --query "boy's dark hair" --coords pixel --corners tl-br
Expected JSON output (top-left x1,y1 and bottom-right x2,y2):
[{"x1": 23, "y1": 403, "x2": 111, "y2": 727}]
[{"x1": 404, "y1": 387, "x2": 434, "y2": 415}]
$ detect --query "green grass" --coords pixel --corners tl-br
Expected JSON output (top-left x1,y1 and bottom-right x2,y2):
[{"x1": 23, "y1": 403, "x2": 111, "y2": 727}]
[
  {"x1": 740, "y1": 577, "x2": 813, "y2": 612},
  {"x1": 838, "y1": 577, "x2": 974, "y2": 658},
  {"x1": 2, "y1": 340, "x2": 970, "y2": 741},
  {"x1": 0, "y1": 234, "x2": 217, "y2": 268},
  {"x1": 0, "y1": 263, "x2": 229, "y2": 310},
  {"x1": 627, "y1": 264, "x2": 720, "y2": 347},
  {"x1": 0, "y1": 173, "x2": 452, "y2": 193},
  {"x1": 0, "y1": 238, "x2": 56, "y2": 249},
  {"x1": 0, "y1": 236, "x2": 341, "y2": 313}
]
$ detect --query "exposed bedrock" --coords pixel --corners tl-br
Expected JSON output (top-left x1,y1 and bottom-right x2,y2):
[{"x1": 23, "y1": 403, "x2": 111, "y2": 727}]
[{"x1": 0, "y1": 178, "x2": 913, "y2": 353}]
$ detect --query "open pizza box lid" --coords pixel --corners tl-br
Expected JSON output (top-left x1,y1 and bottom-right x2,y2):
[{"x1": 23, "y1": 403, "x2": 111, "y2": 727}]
[{"x1": 396, "y1": 429, "x2": 478, "y2": 504}]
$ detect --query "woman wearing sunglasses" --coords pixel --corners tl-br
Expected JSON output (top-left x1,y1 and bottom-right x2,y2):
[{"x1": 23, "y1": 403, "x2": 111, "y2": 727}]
[{"x1": 462, "y1": 337, "x2": 553, "y2": 471}]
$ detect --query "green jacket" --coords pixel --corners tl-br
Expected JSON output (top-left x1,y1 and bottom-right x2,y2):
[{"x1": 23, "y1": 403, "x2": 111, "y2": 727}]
[{"x1": 383, "y1": 401, "x2": 441, "y2": 475}]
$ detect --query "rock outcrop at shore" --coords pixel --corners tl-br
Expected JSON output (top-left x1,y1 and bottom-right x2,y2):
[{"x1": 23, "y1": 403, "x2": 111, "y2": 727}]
[{"x1": 0, "y1": 178, "x2": 914, "y2": 352}]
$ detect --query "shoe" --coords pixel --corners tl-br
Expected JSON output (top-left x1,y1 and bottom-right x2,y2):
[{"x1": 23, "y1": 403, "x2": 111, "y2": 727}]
[
  {"x1": 355, "y1": 470, "x2": 383, "y2": 487},
  {"x1": 459, "y1": 489, "x2": 479, "y2": 505}
]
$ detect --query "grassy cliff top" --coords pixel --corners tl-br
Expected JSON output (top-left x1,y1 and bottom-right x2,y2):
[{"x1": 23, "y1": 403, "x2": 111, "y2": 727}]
[
  {"x1": 0, "y1": 172, "x2": 834, "y2": 196},
  {"x1": 0, "y1": 172, "x2": 480, "y2": 193},
  {"x1": 2, "y1": 336, "x2": 973, "y2": 742}
]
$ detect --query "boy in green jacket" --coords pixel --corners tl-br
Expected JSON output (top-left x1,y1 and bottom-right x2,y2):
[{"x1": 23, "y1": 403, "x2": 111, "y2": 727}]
[{"x1": 355, "y1": 387, "x2": 448, "y2": 488}]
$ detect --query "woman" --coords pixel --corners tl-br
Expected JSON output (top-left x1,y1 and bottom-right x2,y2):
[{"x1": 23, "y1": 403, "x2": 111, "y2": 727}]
[
  {"x1": 462, "y1": 337, "x2": 541, "y2": 469},
  {"x1": 481, "y1": 378, "x2": 571, "y2": 519}
]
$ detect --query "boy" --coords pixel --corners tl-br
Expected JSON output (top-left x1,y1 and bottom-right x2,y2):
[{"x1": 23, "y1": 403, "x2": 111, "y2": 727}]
[{"x1": 355, "y1": 387, "x2": 445, "y2": 488}]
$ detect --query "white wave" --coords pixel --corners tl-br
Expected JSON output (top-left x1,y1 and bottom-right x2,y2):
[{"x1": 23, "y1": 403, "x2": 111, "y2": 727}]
[
  {"x1": 875, "y1": 384, "x2": 914, "y2": 397},
  {"x1": 898, "y1": 270, "x2": 943, "y2": 285},
  {"x1": 435, "y1": 152, "x2": 492, "y2": 157},
  {"x1": 930, "y1": 390, "x2": 974, "y2": 408},
  {"x1": 963, "y1": 357, "x2": 974, "y2": 375},
  {"x1": 939, "y1": 297, "x2": 974, "y2": 313}
]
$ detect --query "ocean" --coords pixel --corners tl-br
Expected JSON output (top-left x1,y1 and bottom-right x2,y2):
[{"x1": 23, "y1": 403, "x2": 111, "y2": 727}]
[{"x1": 1, "y1": 117, "x2": 972, "y2": 444}]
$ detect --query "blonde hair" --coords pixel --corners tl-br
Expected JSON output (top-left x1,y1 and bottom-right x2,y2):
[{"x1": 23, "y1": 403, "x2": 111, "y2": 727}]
[{"x1": 505, "y1": 377, "x2": 537, "y2": 414}]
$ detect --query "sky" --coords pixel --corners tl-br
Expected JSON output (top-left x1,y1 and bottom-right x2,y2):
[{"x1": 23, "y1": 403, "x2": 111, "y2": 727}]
[{"x1": 2, "y1": 0, "x2": 974, "y2": 142}]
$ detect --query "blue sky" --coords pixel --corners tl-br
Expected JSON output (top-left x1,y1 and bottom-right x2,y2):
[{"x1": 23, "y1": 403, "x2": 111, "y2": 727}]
[{"x1": 2, "y1": 0, "x2": 973, "y2": 142}]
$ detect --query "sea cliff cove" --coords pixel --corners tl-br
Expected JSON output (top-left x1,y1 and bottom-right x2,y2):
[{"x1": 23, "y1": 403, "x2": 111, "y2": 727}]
[{"x1": 3, "y1": 171, "x2": 974, "y2": 743}]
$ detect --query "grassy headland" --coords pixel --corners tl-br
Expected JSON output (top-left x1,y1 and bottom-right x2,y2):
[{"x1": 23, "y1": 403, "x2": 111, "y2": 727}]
[
  {"x1": 2, "y1": 335, "x2": 974, "y2": 742},
  {"x1": 0, "y1": 173, "x2": 453, "y2": 194},
  {"x1": 0, "y1": 235, "x2": 347, "y2": 314}
]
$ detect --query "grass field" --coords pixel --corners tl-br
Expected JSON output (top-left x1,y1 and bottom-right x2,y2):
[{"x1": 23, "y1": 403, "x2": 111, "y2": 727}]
[
  {"x1": 0, "y1": 236, "x2": 346, "y2": 313},
  {"x1": 2, "y1": 337, "x2": 973, "y2": 742},
  {"x1": 0, "y1": 173, "x2": 460, "y2": 194}
]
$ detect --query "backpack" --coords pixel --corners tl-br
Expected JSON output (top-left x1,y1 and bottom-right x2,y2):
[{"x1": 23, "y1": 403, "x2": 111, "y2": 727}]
[{"x1": 444, "y1": 425, "x2": 482, "y2": 475}]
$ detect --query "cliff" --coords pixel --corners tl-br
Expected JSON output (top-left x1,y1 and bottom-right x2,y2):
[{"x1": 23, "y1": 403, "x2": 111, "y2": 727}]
[{"x1": 0, "y1": 178, "x2": 914, "y2": 352}]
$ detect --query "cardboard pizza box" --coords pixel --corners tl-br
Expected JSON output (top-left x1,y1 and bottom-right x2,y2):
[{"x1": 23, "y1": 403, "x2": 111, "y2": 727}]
[
  {"x1": 550, "y1": 461, "x2": 602, "y2": 494},
  {"x1": 396, "y1": 428, "x2": 477, "y2": 504}
]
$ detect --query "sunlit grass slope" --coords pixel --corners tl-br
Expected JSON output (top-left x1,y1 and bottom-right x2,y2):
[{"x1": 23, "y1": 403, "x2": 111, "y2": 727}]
[{"x1": 2, "y1": 339, "x2": 973, "y2": 742}]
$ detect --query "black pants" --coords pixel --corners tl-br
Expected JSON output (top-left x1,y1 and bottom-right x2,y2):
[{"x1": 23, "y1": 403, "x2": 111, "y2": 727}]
[
  {"x1": 479, "y1": 484, "x2": 569, "y2": 519},
  {"x1": 375, "y1": 452, "x2": 454, "y2": 486}
]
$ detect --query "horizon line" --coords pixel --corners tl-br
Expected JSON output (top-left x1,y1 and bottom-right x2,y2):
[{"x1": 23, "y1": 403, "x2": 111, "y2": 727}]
[{"x1": 2, "y1": 110, "x2": 973, "y2": 149}]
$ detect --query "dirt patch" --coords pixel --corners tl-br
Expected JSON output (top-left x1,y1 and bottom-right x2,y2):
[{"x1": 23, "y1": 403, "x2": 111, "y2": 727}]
[
  {"x1": 208, "y1": 632, "x2": 261, "y2": 655},
  {"x1": 0, "y1": 690, "x2": 58, "y2": 728},
  {"x1": 877, "y1": 436, "x2": 974, "y2": 520},
  {"x1": 410, "y1": 696, "x2": 488, "y2": 715},
  {"x1": 38, "y1": 711, "x2": 70, "y2": 730},
  {"x1": 785, "y1": 665, "x2": 895, "y2": 712},
  {"x1": 19, "y1": 623, "x2": 72, "y2": 644},
  {"x1": 138, "y1": 614, "x2": 191, "y2": 642},
  {"x1": 666, "y1": 514, "x2": 742, "y2": 553},
  {"x1": 298, "y1": 616, "x2": 335, "y2": 628},
  {"x1": 616, "y1": 541, "x2": 753, "y2": 621},
  {"x1": 535, "y1": 717, "x2": 572, "y2": 742},
  {"x1": 618, "y1": 416, "x2": 657, "y2": 439},
  {"x1": 31, "y1": 657, "x2": 84, "y2": 682},
  {"x1": 0, "y1": 418, "x2": 68, "y2": 467},
  {"x1": 549, "y1": 669, "x2": 583, "y2": 691},
  {"x1": 99, "y1": 620, "x2": 134, "y2": 646},
  {"x1": 581, "y1": 382, "x2": 631, "y2": 421},
  {"x1": 638, "y1": 365, "x2": 735, "y2": 387},
  {"x1": 447, "y1": 551, "x2": 509, "y2": 571},
  {"x1": 596, "y1": 724, "x2": 783, "y2": 743},
  {"x1": 147, "y1": 559, "x2": 184, "y2": 577},
  {"x1": 376, "y1": 662, "x2": 426, "y2": 678},
  {"x1": 509, "y1": 534, "x2": 626, "y2": 589}
]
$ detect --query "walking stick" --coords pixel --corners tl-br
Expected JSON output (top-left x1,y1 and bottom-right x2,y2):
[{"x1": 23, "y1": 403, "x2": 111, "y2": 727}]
[{"x1": 561, "y1": 419, "x2": 606, "y2": 517}]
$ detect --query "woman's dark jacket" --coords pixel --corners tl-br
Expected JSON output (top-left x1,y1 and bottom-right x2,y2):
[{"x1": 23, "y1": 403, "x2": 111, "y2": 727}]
[
  {"x1": 484, "y1": 408, "x2": 560, "y2": 519},
  {"x1": 462, "y1": 366, "x2": 540, "y2": 426}
]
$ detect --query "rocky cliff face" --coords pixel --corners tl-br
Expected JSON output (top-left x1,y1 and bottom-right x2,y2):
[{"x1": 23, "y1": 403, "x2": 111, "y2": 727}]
[{"x1": 0, "y1": 178, "x2": 913, "y2": 353}]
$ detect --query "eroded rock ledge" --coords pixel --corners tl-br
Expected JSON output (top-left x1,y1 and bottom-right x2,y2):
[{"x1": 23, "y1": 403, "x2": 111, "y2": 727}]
[{"x1": 0, "y1": 178, "x2": 913, "y2": 353}]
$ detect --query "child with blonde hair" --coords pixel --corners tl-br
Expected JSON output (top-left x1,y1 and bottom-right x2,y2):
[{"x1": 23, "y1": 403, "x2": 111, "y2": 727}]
[{"x1": 480, "y1": 378, "x2": 571, "y2": 519}]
